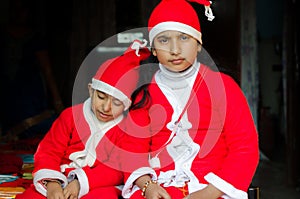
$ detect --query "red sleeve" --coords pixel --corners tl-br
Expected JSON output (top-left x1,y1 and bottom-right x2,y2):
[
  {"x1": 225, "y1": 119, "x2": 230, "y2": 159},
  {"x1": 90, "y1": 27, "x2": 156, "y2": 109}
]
[
  {"x1": 82, "y1": 160, "x2": 123, "y2": 189},
  {"x1": 81, "y1": 118, "x2": 149, "y2": 189},
  {"x1": 84, "y1": 126, "x2": 125, "y2": 189},
  {"x1": 33, "y1": 107, "x2": 74, "y2": 174},
  {"x1": 215, "y1": 75, "x2": 259, "y2": 191},
  {"x1": 120, "y1": 108, "x2": 152, "y2": 181}
]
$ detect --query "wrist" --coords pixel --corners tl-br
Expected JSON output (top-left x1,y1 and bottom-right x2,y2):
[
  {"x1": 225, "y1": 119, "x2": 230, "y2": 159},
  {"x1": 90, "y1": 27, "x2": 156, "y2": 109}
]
[
  {"x1": 43, "y1": 179, "x2": 62, "y2": 187},
  {"x1": 141, "y1": 180, "x2": 157, "y2": 197},
  {"x1": 72, "y1": 175, "x2": 79, "y2": 184}
]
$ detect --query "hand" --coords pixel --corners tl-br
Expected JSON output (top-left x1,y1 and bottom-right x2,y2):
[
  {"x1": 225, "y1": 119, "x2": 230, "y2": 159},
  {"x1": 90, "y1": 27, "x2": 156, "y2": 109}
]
[
  {"x1": 63, "y1": 179, "x2": 80, "y2": 199},
  {"x1": 46, "y1": 181, "x2": 65, "y2": 199},
  {"x1": 144, "y1": 183, "x2": 171, "y2": 199},
  {"x1": 182, "y1": 184, "x2": 223, "y2": 199}
]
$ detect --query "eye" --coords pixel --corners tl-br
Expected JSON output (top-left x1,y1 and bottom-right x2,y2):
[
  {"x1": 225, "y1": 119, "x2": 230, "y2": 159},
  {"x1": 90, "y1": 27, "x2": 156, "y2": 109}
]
[
  {"x1": 157, "y1": 36, "x2": 168, "y2": 44},
  {"x1": 180, "y1": 34, "x2": 189, "y2": 41},
  {"x1": 112, "y1": 98, "x2": 123, "y2": 106},
  {"x1": 97, "y1": 91, "x2": 106, "y2": 100}
]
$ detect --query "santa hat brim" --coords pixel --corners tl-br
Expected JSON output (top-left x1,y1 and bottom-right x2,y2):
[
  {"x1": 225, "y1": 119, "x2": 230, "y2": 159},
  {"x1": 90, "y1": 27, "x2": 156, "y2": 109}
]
[
  {"x1": 91, "y1": 78, "x2": 131, "y2": 110},
  {"x1": 149, "y1": 21, "x2": 202, "y2": 45}
]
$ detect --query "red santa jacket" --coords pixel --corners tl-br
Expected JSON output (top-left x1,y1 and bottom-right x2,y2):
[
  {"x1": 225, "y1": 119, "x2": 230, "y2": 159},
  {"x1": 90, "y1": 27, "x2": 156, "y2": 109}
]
[
  {"x1": 122, "y1": 64, "x2": 259, "y2": 198},
  {"x1": 33, "y1": 102, "x2": 124, "y2": 197}
]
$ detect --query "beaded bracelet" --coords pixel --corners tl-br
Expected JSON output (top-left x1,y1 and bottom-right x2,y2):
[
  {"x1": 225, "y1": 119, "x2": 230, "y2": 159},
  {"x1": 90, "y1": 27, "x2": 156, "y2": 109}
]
[
  {"x1": 43, "y1": 179, "x2": 62, "y2": 187},
  {"x1": 141, "y1": 180, "x2": 157, "y2": 197}
]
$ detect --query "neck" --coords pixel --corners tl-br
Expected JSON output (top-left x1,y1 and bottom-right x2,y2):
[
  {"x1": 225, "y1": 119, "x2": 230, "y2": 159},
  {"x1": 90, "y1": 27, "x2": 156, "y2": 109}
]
[{"x1": 157, "y1": 59, "x2": 200, "y2": 90}]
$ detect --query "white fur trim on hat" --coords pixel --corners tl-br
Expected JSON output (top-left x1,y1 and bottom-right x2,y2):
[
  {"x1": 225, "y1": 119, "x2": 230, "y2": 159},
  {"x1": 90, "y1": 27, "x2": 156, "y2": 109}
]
[
  {"x1": 149, "y1": 21, "x2": 202, "y2": 45},
  {"x1": 91, "y1": 78, "x2": 131, "y2": 110}
]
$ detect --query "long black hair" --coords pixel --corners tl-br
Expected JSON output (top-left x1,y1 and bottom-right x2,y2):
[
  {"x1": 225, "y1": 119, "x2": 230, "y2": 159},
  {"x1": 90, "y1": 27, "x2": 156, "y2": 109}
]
[{"x1": 129, "y1": 54, "x2": 159, "y2": 111}]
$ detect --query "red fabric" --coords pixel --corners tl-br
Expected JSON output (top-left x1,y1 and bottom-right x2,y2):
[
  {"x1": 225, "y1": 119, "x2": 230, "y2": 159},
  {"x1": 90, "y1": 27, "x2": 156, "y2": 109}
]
[
  {"x1": 81, "y1": 153, "x2": 124, "y2": 189},
  {"x1": 93, "y1": 40, "x2": 150, "y2": 99},
  {"x1": 15, "y1": 184, "x2": 44, "y2": 199},
  {"x1": 120, "y1": 108, "x2": 152, "y2": 175},
  {"x1": 122, "y1": 64, "x2": 259, "y2": 192},
  {"x1": 33, "y1": 104, "x2": 124, "y2": 174},
  {"x1": 80, "y1": 186, "x2": 121, "y2": 199},
  {"x1": 148, "y1": 0, "x2": 201, "y2": 32},
  {"x1": 33, "y1": 105, "x2": 88, "y2": 174},
  {"x1": 32, "y1": 104, "x2": 124, "y2": 194},
  {"x1": 130, "y1": 185, "x2": 188, "y2": 199},
  {"x1": 15, "y1": 184, "x2": 121, "y2": 199}
]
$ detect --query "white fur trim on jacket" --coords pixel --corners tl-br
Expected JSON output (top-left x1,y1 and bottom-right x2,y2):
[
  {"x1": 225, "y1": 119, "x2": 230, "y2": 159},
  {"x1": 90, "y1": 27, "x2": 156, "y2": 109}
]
[
  {"x1": 34, "y1": 169, "x2": 68, "y2": 197},
  {"x1": 60, "y1": 99, "x2": 123, "y2": 172},
  {"x1": 122, "y1": 167, "x2": 157, "y2": 198},
  {"x1": 68, "y1": 168, "x2": 89, "y2": 198},
  {"x1": 204, "y1": 172, "x2": 247, "y2": 199}
]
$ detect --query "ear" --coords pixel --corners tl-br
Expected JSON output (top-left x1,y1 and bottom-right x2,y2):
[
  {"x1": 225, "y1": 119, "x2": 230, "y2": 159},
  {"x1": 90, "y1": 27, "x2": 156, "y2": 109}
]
[
  {"x1": 88, "y1": 83, "x2": 94, "y2": 97},
  {"x1": 152, "y1": 48, "x2": 157, "y2": 57}
]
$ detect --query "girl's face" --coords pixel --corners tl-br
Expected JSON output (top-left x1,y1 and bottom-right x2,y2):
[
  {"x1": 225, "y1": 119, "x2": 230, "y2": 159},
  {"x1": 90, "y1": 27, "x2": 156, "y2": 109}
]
[
  {"x1": 89, "y1": 85, "x2": 125, "y2": 122},
  {"x1": 152, "y1": 30, "x2": 201, "y2": 72}
]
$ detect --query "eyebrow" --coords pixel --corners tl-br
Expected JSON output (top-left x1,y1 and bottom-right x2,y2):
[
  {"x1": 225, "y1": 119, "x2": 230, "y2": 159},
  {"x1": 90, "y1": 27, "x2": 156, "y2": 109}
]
[
  {"x1": 156, "y1": 32, "x2": 189, "y2": 39},
  {"x1": 156, "y1": 35, "x2": 169, "y2": 40}
]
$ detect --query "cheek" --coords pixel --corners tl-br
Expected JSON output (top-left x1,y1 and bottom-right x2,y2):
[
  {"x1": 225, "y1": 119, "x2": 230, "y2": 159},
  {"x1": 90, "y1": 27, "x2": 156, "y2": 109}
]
[
  {"x1": 111, "y1": 106, "x2": 124, "y2": 117},
  {"x1": 185, "y1": 45, "x2": 198, "y2": 62},
  {"x1": 156, "y1": 51, "x2": 168, "y2": 63},
  {"x1": 91, "y1": 102, "x2": 97, "y2": 114},
  {"x1": 91, "y1": 98, "x2": 102, "y2": 110}
]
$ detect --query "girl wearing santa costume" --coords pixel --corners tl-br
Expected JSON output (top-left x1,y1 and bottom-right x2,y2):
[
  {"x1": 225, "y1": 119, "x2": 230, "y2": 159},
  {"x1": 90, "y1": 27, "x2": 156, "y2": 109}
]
[
  {"x1": 121, "y1": 0, "x2": 259, "y2": 199},
  {"x1": 16, "y1": 40, "x2": 150, "y2": 199}
]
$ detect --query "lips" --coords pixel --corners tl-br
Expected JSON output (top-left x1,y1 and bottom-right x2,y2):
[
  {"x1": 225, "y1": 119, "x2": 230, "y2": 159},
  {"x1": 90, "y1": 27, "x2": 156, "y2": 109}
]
[
  {"x1": 98, "y1": 111, "x2": 111, "y2": 119},
  {"x1": 170, "y1": 58, "x2": 184, "y2": 65}
]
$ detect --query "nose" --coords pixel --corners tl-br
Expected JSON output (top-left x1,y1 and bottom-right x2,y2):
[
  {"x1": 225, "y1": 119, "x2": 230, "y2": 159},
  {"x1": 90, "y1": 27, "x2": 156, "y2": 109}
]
[
  {"x1": 102, "y1": 99, "x2": 112, "y2": 112},
  {"x1": 170, "y1": 39, "x2": 181, "y2": 55}
]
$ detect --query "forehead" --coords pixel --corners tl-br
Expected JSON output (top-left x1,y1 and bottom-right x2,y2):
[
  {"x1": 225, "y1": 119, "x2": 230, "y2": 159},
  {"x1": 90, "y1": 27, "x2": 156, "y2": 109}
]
[{"x1": 156, "y1": 30, "x2": 189, "y2": 37}]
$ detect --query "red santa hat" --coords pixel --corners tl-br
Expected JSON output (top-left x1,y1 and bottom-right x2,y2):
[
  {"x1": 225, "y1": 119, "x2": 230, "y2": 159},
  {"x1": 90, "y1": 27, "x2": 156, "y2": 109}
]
[
  {"x1": 148, "y1": 0, "x2": 214, "y2": 45},
  {"x1": 91, "y1": 40, "x2": 150, "y2": 110}
]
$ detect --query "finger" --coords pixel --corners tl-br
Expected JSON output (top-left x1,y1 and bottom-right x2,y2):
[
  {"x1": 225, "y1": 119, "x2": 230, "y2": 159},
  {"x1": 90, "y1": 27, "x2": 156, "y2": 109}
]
[
  {"x1": 67, "y1": 195, "x2": 74, "y2": 199},
  {"x1": 63, "y1": 191, "x2": 70, "y2": 199},
  {"x1": 71, "y1": 194, "x2": 77, "y2": 199}
]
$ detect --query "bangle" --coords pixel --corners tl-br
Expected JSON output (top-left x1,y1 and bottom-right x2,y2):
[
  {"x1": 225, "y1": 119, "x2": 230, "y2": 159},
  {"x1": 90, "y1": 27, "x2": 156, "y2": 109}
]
[{"x1": 141, "y1": 180, "x2": 157, "y2": 197}]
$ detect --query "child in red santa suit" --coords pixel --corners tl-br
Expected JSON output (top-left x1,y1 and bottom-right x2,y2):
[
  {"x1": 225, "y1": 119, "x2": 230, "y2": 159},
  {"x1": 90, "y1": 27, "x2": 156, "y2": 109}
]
[
  {"x1": 16, "y1": 40, "x2": 150, "y2": 199},
  {"x1": 120, "y1": 0, "x2": 259, "y2": 199}
]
